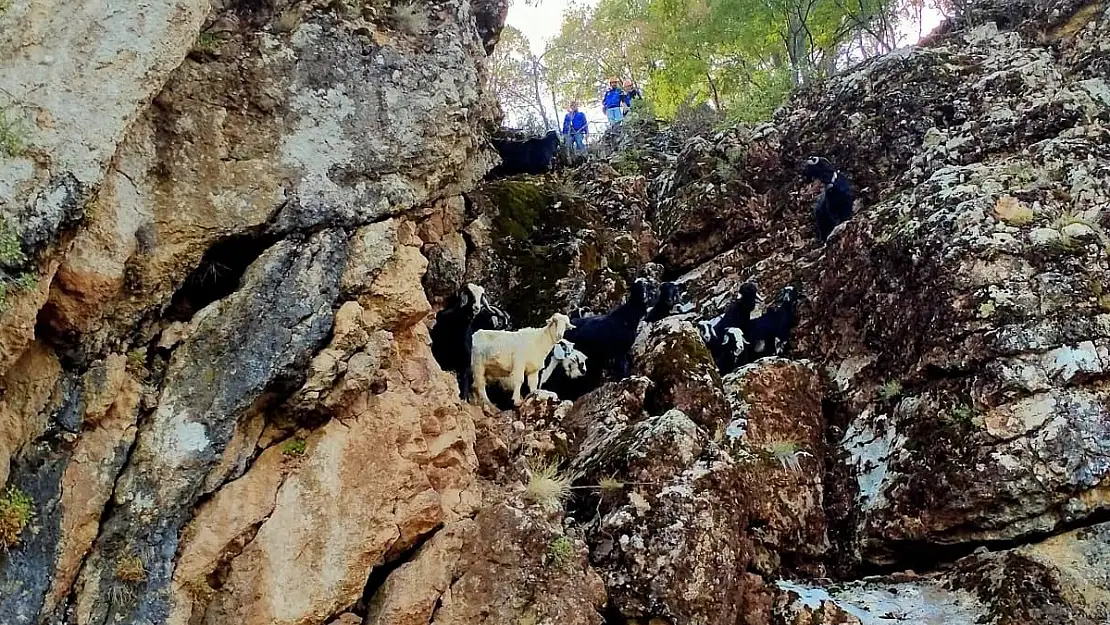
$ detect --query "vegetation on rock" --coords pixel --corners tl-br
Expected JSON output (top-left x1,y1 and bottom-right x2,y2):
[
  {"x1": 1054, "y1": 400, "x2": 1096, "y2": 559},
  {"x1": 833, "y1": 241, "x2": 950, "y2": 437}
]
[{"x1": 0, "y1": 486, "x2": 33, "y2": 549}]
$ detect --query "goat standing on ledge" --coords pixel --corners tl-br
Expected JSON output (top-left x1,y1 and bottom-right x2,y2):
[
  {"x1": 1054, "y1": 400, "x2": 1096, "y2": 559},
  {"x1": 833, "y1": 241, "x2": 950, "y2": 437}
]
[
  {"x1": 803, "y1": 156, "x2": 855, "y2": 243},
  {"x1": 471, "y1": 313, "x2": 575, "y2": 408}
]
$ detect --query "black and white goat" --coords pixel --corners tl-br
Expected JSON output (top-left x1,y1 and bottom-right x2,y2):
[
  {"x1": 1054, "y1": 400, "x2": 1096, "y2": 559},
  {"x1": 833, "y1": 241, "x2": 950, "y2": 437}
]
[
  {"x1": 736, "y1": 286, "x2": 800, "y2": 368},
  {"x1": 561, "y1": 278, "x2": 657, "y2": 397},
  {"x1": 803, "y1": 156, "x2": 855, "y2": 243},
  {"x1": 430, "y1": 283, "x2": 509, "y2": 398},
  {"x1": 644, "y1": 282, "x2": 682, "y2": 322},
  {"x1": 703, "y1": 282, "x2": 761, "y2": 374},
  {"x1": 537, "y1": 339, "x2": 589, "y2": 399}
]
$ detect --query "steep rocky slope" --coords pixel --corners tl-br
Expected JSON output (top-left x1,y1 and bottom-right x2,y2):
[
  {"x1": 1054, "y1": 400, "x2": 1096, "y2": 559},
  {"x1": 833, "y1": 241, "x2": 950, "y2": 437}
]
[{"x1": 0, "y1": 0, "x2": 1108, "y2": 624}]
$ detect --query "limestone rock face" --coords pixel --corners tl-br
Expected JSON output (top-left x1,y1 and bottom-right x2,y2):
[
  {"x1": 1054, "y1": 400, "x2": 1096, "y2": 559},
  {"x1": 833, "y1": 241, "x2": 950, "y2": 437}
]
[{"x1": 0, "y1": 0, "x2": 501, "y2": 622}]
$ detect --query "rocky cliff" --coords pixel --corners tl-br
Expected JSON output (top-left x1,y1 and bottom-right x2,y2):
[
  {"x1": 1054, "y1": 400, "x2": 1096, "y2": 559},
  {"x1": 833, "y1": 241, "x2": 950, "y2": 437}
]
[{"x1": 1, "y1": 0, "x2": 1109, "y2": 624}]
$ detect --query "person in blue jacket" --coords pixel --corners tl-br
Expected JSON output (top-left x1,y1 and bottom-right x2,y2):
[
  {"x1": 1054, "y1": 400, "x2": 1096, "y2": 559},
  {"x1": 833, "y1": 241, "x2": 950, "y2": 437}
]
[
  {"x1": 602, "y1": 78, "x2": 625, "y2": 127},
  {"x1": 562, "y1": 102, "x2": 589, "y2": 153}
]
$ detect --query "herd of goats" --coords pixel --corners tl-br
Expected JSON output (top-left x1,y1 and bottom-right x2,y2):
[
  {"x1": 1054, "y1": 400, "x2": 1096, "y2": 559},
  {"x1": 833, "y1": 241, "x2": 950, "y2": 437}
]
[{"x1": 429, "y1": 279, "x2": 799, "y2": 411}]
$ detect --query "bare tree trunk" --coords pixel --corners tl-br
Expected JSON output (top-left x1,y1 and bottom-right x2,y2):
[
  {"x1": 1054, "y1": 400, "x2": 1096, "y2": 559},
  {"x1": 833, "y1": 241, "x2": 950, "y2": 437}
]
[
  {"x1": 706, "y1": 72, "x2": 723, "y2": 113},
  {"x1": 529, "y1": 56, "x2": 551, "y2": 129}
]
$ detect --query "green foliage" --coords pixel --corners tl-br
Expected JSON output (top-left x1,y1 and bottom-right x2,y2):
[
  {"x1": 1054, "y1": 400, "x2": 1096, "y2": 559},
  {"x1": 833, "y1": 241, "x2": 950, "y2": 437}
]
[
  {"x1": 0, "y1": 0, "x2": 10, "y2": 16},
  {"x1": 282, "y1": 437, "x2": 307, "y2": 457},
  {"x1": 14, "y1": 272, "x2": 35, "y2": 291},
  {"x1": 878, "y1": 380, "x2": 902, "y2": 401},
  {"x1": 545, "y1": 536, "x2": 576, "y2": 568},
  {"x1": 0, "y1": 107, "x2": 26, "y2": 157},
  {"x1": 611, "y1": 148, "x2": 644, "y2": 176},
  {"x1": 126, "y1": 348, "x2": 147, "y2": 375},
  {"x1": 0, "y1": 485, "x2": 33, "y2": 549}
]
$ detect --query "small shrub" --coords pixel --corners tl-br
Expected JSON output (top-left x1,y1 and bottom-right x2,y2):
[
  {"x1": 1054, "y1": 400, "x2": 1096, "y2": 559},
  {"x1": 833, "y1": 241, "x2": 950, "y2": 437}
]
[
  {"x1": 0, "y1": 107, "x2": 27, "y2": 157},
  {"x1": 115, "y1": 553, "x2": 146, "y2": 584},
  {"x1": 0, "y1": 0, "x2": 11, "y2": 15},
  {"x1": 950, "y1": 403, "x2": 976, "y2": 427},
  {"x1": 524, "y1": 459, "x2": 580, "y2": 511},
  {"x1": 195, "y1": 32, "x2": 222, "y2": 53},
  {"x1": 545, "y1": 536, "x2": 575, "y2": 569},
  {"x1": 391, "y1": 2, "x2": 427, "y2": 35},
  {"x1": 878, "y1": 380, "x2": 902, "y2": 401},
  {"x1": 281, "y1": 437, "x2": 307, "y2": 457},
  {"x1": 14, "y1": 272, "x2": 35, "y2": 291},
  {"x1": 0, "y1": 485, "x2": 33, "y2": 549}
]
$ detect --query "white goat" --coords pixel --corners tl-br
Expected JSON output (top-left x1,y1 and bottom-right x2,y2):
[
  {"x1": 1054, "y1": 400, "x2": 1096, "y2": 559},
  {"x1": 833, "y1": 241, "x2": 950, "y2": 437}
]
[{"x1": 471, "y1": 313, "x2": 575, "y2": 407}]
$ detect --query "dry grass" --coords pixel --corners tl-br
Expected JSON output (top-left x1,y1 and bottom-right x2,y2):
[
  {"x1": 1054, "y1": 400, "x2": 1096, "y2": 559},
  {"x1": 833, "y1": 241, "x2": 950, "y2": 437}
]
[
  {"x1": 391, "y1": 2, "x2": 427, "y2": 35},
  {"x1": 524, "y1": 459, "x2": 581, "y2": 510},
  {"x1": 115, "y1": 552, "x2": 146, "y2": 583},
  {"x1": 994, "y1": 195, "x2": 1034, "y2": 225}
]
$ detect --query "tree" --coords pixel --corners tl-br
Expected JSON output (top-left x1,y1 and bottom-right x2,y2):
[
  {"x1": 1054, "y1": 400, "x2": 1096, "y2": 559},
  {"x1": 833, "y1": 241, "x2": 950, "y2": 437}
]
[{"x1": 487, "y1": 25, "x2": 558, "y2": 130}]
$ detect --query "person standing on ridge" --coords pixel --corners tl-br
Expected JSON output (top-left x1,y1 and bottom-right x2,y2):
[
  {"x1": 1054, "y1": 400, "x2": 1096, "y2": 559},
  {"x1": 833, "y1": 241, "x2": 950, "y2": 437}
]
[
  {"x1": 621, "y1": 79, "x2": 642, "y2": 112},
  {"x1": 562, "y1": 101, "x2": 589, "y2": 153},
  {"x1": 602, "y1": 78, "x2": 625, "y2": 127}
]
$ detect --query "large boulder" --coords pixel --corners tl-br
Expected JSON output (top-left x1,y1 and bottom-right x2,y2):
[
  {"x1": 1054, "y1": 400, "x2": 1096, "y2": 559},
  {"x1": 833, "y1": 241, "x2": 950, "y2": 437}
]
[{"x1": 366, "y1": 504, "x2": 607, "y2": 625}]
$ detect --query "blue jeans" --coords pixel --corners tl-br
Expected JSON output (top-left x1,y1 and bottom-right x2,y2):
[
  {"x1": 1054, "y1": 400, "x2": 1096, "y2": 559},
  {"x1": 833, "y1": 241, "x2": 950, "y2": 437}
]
[
  {"x1": 566, "y1": 131, "x2": 586, "y2": 152},
  {"x1": 606, "y1": 107, "x2": 623, "y2": 126}
]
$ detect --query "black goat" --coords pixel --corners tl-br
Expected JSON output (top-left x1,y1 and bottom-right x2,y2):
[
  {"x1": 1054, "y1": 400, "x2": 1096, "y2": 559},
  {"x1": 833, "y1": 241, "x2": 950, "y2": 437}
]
[
  {"x1": 489, "y1": 130, "x2": 561, "y2": 177},
  {"x1": 645, "y1": 282, "x2": 682, "y2": 322},
  {"x1": 560, "y1": 278, "x2": 657, "y2": 399},
  {"x1": 734, "y1": 286, "x2": 800, "y2": 370},
  {"x1": 429, "y1": 283, "x2": 507, "y2": 398},
  {"x1": 803, "y1": 156, "x2": 855, "y2": 243},
  {"x1": 704, "y1": 282, "x2": 760, "y2": 374}
]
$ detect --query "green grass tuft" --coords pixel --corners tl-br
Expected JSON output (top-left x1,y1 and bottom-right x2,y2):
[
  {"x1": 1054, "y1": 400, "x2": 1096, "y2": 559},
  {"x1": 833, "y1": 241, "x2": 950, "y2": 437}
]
[
  {"x1": 545, "y1": 536, "x2": 575, "y2": 569},
  {"x1": 878, "y1": 380, "x2": 902, "y2": 401},
  {"x1": 762, "y1": 440, "x2": 811, "y2": 473}
]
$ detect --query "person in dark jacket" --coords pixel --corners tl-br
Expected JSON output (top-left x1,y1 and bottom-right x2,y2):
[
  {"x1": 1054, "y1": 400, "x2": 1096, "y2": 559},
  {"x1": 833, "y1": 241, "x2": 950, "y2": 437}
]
[
  {"x1": 621, "y1": 79, "x2": 642, "y2": 110},
  {"x1": 602, "y1": 78, "x2": 625, "y2": 127},
  {"x1": 562, "y1": 102, "x2": 589, "y2": 152}
]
